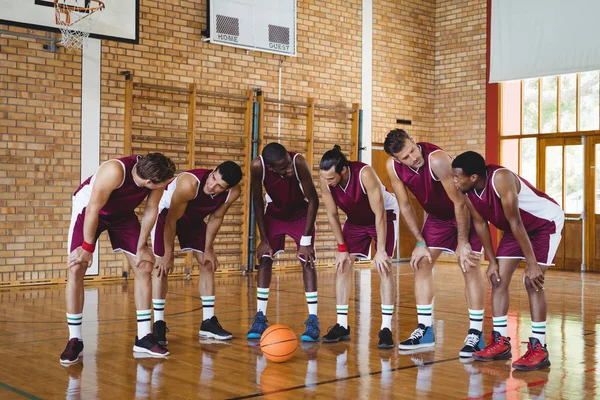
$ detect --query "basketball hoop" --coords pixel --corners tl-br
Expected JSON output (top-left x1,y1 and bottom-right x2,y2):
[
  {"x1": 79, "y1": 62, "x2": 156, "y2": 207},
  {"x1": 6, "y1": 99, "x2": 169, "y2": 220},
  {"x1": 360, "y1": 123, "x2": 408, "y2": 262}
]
[{"x1": 54, "y1": 0, "x2": 105, "y2": 51}]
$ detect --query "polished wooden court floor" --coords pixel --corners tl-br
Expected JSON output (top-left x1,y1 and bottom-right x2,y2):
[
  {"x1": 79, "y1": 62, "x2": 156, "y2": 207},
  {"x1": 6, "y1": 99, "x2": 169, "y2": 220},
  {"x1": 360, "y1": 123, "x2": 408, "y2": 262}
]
[{"x1": 0, "y1": 262, "x2": 598, "y2": 399}]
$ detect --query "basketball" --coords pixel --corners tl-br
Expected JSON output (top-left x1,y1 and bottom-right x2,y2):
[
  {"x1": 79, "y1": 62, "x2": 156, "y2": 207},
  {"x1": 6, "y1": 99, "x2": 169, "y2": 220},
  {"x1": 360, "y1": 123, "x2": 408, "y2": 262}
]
[{"x1": 259, "y1": 325, "x2": 298, "y2": 363}]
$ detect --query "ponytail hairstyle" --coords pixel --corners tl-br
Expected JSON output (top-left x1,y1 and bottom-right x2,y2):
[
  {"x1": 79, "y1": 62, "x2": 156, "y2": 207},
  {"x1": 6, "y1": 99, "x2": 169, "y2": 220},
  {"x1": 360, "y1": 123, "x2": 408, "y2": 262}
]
[{"x1": 319, "y1": 145, "x2": 350, "y2": 174}]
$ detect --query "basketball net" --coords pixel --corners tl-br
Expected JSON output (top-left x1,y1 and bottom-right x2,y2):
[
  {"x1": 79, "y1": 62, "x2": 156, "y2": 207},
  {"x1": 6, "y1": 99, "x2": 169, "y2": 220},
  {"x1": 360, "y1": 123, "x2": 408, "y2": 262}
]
[{"x1": 54, "y1": 0, "x2": 105, "y2": 51}]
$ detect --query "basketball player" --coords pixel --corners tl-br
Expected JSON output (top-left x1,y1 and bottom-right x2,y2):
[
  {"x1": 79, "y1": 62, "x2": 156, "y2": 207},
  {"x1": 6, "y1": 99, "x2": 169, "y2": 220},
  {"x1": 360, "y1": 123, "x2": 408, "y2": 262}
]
[
  {"x1": 383, "y1": 129, "x2": 485, "y2": 357},
  {"x1": 452, "y1": 151, "x2": 564, "y2": 371},
  {"x1": 151, "y1": 161, "x2": 242, "y2": 345},
  {"x1": 61, "y1": 153, "x2": 176, "y2": 365},
  {"x1": 247, "y1": 143, "x2": 321, "y2": 342},
  {"x1": 318, "y1": 145, "x2": 398, "y2": 349}
]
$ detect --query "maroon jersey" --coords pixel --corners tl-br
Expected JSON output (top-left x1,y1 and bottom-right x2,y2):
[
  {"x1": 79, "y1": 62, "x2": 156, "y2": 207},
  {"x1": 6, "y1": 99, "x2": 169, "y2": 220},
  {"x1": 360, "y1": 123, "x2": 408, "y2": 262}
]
[
  {"x1": 159, "y1": 169, "x2": 230, "y2": 221},
  {"x1": 329, "y1": 161, "x2": 397, "y2": 226},
  {"x1": 393, "y1": 142, "x2": 455, "y2": 221},
  {"x1": 261, "y1": 152, "x2": 308, "y2": 219},
  {"x1": 467, "y1": 165, "x2": 564, "y2": 233},
  {"x1": 73, "y1": 155, "x2": 150, "y2": 216}
]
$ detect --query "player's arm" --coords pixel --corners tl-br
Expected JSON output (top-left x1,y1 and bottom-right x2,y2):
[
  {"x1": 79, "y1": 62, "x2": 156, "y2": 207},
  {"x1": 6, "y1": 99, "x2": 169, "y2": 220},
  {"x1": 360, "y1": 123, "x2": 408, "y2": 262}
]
[
  {"x1": 495, "y1": 170, "x2": 544, "y2": 290},
  {"x1": 430, "y1": 152, "x2": 478, "y2": 270},
  {"x1": 319, "y1": 177, "x2": 352, "y2": 272},
  {"x1": 464, "y1": 195, "x2": 499, "y2": 283},
  {"x1": 205, "y1": 185, "x2": 241, "y2": 250},
  {"x1": 136, "y1": 180, "x2": 169, "y2": 267},
  {"x1": 386, "y1": 158, "x2": 425, "y2": 243},
  {"x1": 68, "y1": 160, "x2": 123, "y2": 267},
  {"x1": 250, "y1": 157, "x2": 272, "y2": 258},
  {"x1": 361, "y1": 166, "x2": 392, "y2": 275},
  {"x1": 295, "y1": 154, "x2": 319, "y2": 265}
]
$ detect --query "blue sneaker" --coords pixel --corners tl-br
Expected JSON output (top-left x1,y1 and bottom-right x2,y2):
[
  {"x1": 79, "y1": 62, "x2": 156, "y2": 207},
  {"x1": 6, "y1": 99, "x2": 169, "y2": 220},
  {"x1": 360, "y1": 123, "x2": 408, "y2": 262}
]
[
  {"x1": 300, "y1": 314, "x2": 320, "y2": 342},
  {"x1": 459, "y1": 328, "x2": 485, "y2": 358},
  {"x1": 398, "y1": 323, "x2": 435, "y2": 350},
  {"x1": 247, "y1": 311, "x2": 268, "y2": 339}
]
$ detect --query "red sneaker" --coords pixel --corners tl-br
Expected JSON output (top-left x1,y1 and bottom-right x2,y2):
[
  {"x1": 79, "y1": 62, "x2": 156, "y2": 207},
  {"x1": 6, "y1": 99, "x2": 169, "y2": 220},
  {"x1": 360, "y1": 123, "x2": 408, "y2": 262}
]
[
  {"x1": 60, "y1": 338, "x2": 84, "y2": 365},
  {"x1": 133, "y1": 333, "x2": 170, "y2": 357},
  {"x1": 512, "y1": 337, "x2": 550, "y2": 371},
  {"x1": 472, "y1": 331, "x2": 512, "y2": 361}
]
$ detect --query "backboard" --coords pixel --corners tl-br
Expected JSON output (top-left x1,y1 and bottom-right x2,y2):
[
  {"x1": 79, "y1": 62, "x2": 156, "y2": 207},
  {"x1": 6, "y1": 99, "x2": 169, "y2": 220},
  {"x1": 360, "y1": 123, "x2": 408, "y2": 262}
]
[{"x1": 0, "y1": 0, "x2": 139, "y2": 43}]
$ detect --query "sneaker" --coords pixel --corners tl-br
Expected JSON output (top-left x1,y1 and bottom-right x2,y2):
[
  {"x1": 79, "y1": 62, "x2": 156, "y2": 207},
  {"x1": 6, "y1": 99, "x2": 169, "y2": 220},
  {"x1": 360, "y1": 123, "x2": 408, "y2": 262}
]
[
  {"x1": 133, "y1": 333, "x2": 170, "y2": 357},
  {"x1": 459, "y1": 328, "x2": 485, "y2": 358},
  {"x1": 511, "y1": 337, "x2": 550, "y2": 371},
  {"x1": 200, "y1": 316, "x2": 233, "y2": 340},
  {"x1": 378, "y1": 328, "x2": 394, "y2": 349},
  {"x1": 473, "y1": 331, "x2": 512, "y2": 361},
  {"x1": 322, "y1": 323, "x2": 351, "y2": 343},
  {"x1": 300, "y1": 314, "x2": 320, "y2": 342},
  {"x1": 60, "y1": 338, "x2": 84, "y2": 365},
  {"x1": 153, "y1": 320, "x2": 169, "y2": 346},
  {"x1": 247, "y1": 311, "x2": 268, "y2": 339},
  {"x1": 398, "y1": 324, "x2": 435, "y2": 350}
]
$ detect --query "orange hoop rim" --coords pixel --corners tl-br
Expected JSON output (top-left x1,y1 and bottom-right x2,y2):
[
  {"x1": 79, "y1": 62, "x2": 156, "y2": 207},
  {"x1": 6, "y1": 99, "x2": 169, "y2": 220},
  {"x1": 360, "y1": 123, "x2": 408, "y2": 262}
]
[{"x1": 54, "y1": 0, "x2": 105, "y2": 14}]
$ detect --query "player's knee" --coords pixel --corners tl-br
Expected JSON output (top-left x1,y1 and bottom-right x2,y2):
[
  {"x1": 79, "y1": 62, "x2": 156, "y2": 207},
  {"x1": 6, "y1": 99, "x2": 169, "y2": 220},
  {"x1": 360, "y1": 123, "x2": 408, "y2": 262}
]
[
  {"x1": 491, "y1": 278, "x2": 509, "y2": 292},
  {"x1": 198, "y1": 262, "x2": 213, "y2": 274},
  {"x1": 135, "y1": 261, "x2": 154, "y2": 275},
  {"x1": 68, "y1": 262, "x2": 87, "y2": 278},
  {"x1": 523, "y1": 277, "x2": 537, "y2": 293}
]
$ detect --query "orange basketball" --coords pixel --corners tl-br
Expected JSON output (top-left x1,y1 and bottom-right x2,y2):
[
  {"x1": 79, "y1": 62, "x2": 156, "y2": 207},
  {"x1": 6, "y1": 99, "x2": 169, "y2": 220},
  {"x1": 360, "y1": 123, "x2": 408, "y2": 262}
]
[{"x1": 260, "y1": 324, "x2": 298, "y2": 362}]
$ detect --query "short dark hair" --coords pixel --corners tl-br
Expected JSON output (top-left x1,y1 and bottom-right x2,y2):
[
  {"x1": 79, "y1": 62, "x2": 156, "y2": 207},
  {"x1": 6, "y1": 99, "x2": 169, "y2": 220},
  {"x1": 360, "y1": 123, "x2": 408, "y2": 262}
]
[
  {"x1": 216, "y1": 161, "x2": 242, "y2": 187},
  {"x1": 319, "y1": 145, "x2": 350, "y2": 174},
  {"x1": 262, "y1": 142, "x2": 288, "y2": 166},
  {"x1": 136, "y1": 153, "x2": 176, "y2": 183},
  {"x1": 383, "y1": 129, "x2": 411, "y2": 156},
  {"x1": 451, "y1": 151, "x2": 487, "y2": 177}
]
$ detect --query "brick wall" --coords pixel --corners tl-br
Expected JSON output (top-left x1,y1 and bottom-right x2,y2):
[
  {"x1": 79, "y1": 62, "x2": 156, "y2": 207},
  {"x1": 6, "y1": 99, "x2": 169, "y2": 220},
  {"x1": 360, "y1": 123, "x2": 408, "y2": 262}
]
[
  {"x1": 434, "y1": 0, "x2": 487, "y2": 156},
  {"x1": 0, "y1": 0, "x2": 489, "y2": 283}
]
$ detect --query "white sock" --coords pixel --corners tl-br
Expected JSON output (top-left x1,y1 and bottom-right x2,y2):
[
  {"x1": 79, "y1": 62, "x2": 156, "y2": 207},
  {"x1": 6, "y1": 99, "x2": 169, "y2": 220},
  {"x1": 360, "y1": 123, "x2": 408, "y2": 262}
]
[
  {"x1": 469, "y1": 309, "x2": 484, "y2": 332},
  {"x1": 201, "y1": 296, "x2": 215, "y2": 320},
  {"x1": 381, "y1": 305, "x2": 394, "y2": 330},
  {"x1": 257, "y1": 288, "x2": 269, "y2": 315},
  {"x1": 417, "y1": 303, "x2": 433, "y2": 327},
  {"x1": 532, "y1": 321, "x2": 546, "y2": 346},
  {"x1": 152, "y1": 299, "x2": 165, "y2": 322},
  {"x1": 336, "y1": 305, "x2": 349, "y2": 328},
  {"x1": 67, "y1": 313, "x2": 83, "y2": 340},
  {"x1": 137, "y1": 309, "x2": 152, "y2": 338},
  {"x1": 493, "y1": 315, "x2": 508, "y2": 337},
  {"x1": 305, "y1": 291, "x2": 318, "y2": 316}
]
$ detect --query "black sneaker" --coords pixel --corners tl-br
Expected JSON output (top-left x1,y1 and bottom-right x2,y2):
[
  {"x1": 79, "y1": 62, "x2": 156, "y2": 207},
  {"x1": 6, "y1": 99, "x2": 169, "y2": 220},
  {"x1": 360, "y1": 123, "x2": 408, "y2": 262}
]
[
  {"x1": 322, "y1": 324, "x2": 351, "y2": 343},
  {"x1": 398, "y1": 323, "x2": 435, "y2": 350},
  {"x1": 60, "y1": 338, "x2": 84, "y2": 365},
  {"x1": 378, "y1": 328, "x2": 394, "y2": 349},
  {"x1": 133, "y1": 333, "x2": 170, "y2": 357},
  {"x1": 459, "y1": 328, "x2": 485, "y2": 358},
  {"x1": 199, "y1": 316, "x2": 233, "y2": 340},
  {"x1": 153, "y1": 320, "x2": 169, "y2": 346}
]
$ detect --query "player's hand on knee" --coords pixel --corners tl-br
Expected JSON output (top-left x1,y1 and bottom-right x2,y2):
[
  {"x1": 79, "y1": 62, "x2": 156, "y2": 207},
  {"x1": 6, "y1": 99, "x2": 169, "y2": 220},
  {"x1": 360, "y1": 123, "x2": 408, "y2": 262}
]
[
  {"x1": 335, "y1": 251, "x2": 352, "y2": 273},
  {"x1": 456, "y1": 242, "x2": 479, "y2": 272},
  {"x1": 373, "y1": 250, "x2": 392, "y2": 276},
  {"x1": 135, "y1": 245, "x2": 155, "y2": 269},
  {"x1": 523, "y1": 261, "x2": 545, "y2": 291},
  {"x1": 68, "y1": 247, "x2": 93, "y2": 268},
  {"x1": 298, "y1": 245, "x2": 315, "y2": 268},
  {"x1": 486, "y1": 259, "x2": 500, "y2": 284},
  {"x1": 256, "y1": 241, "x2": 273, "y2": 260},
  {"x1": 410, "y1": 246, "x2": 432, "y2": 271},
  {"x1": 204, "y1": 247, "x2": 219, "y2": 272},
  {"x1": 155, "y1": 253, "x2": 174, "y2": 278}
]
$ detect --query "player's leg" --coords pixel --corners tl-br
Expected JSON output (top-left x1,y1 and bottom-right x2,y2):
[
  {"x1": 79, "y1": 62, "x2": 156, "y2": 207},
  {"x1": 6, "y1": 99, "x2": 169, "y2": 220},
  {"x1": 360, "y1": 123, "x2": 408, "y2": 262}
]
[
  {"x1": 473, "y1": 236, "x2": 520, "y2": 362},
  {"x1": 247, "y1": 212, "x2": 281, "y2": 339},
  {"x1": 458, "y1": 224, "x2": 487, "y2": 358},
  {"x1": 375, "y1": 218, "x2": 397, "y2": 349},
  {"x1": 110, "y1": 213, "x2": 168, "y2": 357},
  {"x1": 61, "y1": 207, "x2": 100, "y2": 365},
  {"x1": 150, "y1": 210, "x2": 168, "y2": 346}
]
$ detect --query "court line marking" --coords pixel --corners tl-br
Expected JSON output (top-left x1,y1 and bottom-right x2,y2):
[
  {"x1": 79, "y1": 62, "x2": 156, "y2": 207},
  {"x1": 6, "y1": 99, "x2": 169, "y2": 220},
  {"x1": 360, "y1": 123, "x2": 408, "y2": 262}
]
[
  {"x1": 226, "y1": 356, "x2": 460, "y2": 399},
  {"x1": 0, "y1": 381, "x2": 42, "y2": 400}
]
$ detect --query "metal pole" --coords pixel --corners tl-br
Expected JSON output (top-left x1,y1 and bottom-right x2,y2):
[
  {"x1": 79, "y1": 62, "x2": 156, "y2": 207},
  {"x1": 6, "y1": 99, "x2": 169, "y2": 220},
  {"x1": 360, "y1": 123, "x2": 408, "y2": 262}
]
[
  {"x1": 247, "y1": 99, "x2": 260, "y2": 273},
  {"x1": 581, "y1": 135, "x2": 586, "y2": 271}
]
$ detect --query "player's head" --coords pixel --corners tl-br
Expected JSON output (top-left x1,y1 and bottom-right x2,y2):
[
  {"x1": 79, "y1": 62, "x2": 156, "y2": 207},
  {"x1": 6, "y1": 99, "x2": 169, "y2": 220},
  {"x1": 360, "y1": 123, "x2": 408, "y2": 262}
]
[
  {"x1": 452, "y1": 151, "x2": 487, "y2": 193},
  {"x1": 319, "y1": 145, "x2": 350, "y2": 187},
  {"x1": 262, "y1": 142, "x2": 294, "y2": 178},
  {"x1": 384, "y1": 129, "x2": 424, "y2": 169},
  {"x1": 204, "y1": 161, "x2": 242, "y2": 195},
  {"x1": 134, "y1": 153, "x2": 176, "y2": 189}
]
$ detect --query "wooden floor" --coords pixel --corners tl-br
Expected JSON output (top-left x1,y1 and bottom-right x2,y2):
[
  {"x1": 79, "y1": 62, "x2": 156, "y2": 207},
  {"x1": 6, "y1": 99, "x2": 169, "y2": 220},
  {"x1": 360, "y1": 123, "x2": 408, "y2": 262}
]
[{"x1": 0, "y1": 262, "x2": 598, "y2": 399}]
